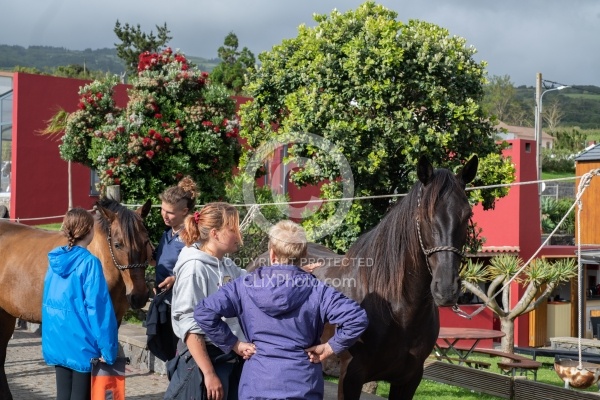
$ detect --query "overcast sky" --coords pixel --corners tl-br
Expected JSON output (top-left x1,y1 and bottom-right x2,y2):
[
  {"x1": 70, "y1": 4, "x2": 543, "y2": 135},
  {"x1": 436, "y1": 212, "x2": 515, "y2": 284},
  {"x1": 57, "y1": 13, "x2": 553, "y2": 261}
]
[{"x1": 2, "y1": 0, "x2": 599, "y2": 87}]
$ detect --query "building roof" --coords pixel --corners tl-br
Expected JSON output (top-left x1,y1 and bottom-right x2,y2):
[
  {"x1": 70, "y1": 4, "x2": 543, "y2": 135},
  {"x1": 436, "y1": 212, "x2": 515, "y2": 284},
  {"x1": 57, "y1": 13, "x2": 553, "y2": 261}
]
[
  {"x1": 466, "y1": 246, "x2": 520, "y2": 258},
  {"x1": 578, "y1": 248, "x2": 600, "y2": 264},
  {"x1": 575, "y1": 143, "x2": 600, "y2": 162},
  {"x1": 495, "y1": 121, "x2": 554, "y2": 142}
]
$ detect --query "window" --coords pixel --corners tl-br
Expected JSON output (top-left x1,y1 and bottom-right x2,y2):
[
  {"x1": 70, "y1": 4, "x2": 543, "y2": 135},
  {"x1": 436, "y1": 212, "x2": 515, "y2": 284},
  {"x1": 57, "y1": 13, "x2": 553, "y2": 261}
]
[{"x1": 0, "y1": 88, "x2": 12, "y2": 193}]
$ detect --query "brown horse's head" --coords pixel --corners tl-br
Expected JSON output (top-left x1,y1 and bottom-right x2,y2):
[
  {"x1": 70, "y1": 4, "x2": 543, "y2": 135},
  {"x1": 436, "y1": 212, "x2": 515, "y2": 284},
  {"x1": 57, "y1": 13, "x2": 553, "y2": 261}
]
[
  {"x1": 416, "y1": 155, "x2": 478, "y2": 306},
  {"x1": 91, "y1": 199, "x2": 152, "y2": 317}
]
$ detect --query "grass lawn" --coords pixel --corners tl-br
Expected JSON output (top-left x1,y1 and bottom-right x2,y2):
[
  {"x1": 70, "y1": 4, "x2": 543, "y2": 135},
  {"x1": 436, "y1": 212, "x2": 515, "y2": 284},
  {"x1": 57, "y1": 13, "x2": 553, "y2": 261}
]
[
  {"x1": 33, "y1": 222, "x2": 61, "y2": 230},
  {"x1": 541, "y1": 171, "x2": 576, "y2": 181},
  {"x1": 327, "y1": 354, "x2": 600, "y2": 399}
]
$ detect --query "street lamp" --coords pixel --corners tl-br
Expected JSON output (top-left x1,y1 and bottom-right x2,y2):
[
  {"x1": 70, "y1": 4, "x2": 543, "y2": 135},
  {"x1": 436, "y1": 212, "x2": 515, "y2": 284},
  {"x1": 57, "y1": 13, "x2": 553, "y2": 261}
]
[{"x1": 534, "y1": 74, "x2": 569, "y2": 195}]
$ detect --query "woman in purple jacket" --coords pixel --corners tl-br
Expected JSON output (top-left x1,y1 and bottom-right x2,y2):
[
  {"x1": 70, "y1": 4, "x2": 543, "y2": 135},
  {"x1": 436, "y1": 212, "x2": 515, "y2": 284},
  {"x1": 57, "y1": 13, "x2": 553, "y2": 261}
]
[{"x1": 194, "y1": 220, "x2": 368, "y2": 400}]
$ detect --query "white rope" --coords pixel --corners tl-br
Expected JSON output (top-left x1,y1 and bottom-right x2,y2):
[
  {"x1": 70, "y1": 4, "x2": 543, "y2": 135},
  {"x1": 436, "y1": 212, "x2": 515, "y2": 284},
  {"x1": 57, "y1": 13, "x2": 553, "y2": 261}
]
[
  {"x1": 5, "y1": 174, "x2": 583, "y2": 222},
  {"x1": 239, "y1": 204, "x2": 259, "y2": 233}
]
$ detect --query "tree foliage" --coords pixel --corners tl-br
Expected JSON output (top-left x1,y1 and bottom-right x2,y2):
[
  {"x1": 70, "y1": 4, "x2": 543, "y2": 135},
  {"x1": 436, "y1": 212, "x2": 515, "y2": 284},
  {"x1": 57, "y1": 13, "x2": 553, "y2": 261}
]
[
  {"x1": 59, "y1": 48, "x2": 241, "y2": 239},
  {"x1": 482, "y1": 75, "x2": 532, "y2": 126},
  {"x1": 238, "y1": 2, "x2": 515, "y2": 252},
  {"x1": 210, "y1": 32, "x2": 256, "y2": 95},
  {"x1": 114, "y1": 20, "x2": 172, "y2": 76}
]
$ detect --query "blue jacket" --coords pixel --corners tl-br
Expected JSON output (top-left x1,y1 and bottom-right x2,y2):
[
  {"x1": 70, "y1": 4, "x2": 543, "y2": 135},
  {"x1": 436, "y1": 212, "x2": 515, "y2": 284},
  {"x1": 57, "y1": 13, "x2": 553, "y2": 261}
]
[
  {"x1": 154, "y1": 228, "x2": 185, "y2": 288},
  {"x1": 42, "y1": 245, "x2": 118, "y2": 372},
  {"x1": 194, "y1": 265, "x2": 368, "y2": 400}
]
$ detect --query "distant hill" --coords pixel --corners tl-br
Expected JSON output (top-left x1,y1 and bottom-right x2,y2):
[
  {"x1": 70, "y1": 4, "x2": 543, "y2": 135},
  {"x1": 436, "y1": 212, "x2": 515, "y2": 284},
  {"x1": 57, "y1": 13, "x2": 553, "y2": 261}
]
[
  {"x1": 0, "y1": 44, "x2": 220, "y2": 74},
  {"x1": 514, "y1": 85, "x2": 600, "y2": 130},
  {"x1": 2, "y1": 44, "x2": 600, "y2": 130}
]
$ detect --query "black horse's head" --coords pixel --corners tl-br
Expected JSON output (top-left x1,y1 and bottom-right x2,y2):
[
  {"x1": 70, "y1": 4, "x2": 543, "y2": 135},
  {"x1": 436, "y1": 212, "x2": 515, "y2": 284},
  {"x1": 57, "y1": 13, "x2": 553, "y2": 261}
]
[{"x1": 416, "y1": 155, "x2": 478, "y2": 306}]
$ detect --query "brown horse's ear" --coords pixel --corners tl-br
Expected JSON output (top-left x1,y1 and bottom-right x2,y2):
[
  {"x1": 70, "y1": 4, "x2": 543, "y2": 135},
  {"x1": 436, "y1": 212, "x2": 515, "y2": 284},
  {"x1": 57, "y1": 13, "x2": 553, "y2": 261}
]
[
  {"x1": 457, "y1": 155, "x2": 478, "y2": 185},
  {"x1": 95, "y1": 204, "x2": 116, "y2": 223},
  {"x1": 417, "y1": 155, "x2": 434, "y2": 185},
  {"x1": 136, "y1": 199, "x2": 152, "y2": 219}
]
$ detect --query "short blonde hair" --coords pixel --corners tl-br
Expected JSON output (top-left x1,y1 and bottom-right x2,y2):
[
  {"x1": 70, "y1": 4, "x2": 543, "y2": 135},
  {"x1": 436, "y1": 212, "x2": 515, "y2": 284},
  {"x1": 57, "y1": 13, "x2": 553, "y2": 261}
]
[{"x1": 268, "y1": 220, "x2": 307, "y2": 266}]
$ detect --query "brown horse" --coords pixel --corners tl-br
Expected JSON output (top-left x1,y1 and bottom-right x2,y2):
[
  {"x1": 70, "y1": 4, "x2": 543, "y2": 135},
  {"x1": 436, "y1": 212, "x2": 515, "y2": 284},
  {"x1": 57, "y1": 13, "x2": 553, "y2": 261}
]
[
  {"x1": 248, "y1": 155, "x2": 478, "y2": 399},
  {"x1": 0, "y1": 198, "x2": 152, "y2": 400}
]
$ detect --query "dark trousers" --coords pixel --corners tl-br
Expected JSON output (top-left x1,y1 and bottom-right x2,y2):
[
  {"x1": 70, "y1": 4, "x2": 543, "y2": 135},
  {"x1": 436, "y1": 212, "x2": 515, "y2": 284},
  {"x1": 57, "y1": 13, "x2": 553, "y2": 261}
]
[
  {"x1": 165, "y1": 341, "x2": 243, "y2": 400},
  {"x1": 55, "y1": 366, "x2": 91, "y2": 400}
]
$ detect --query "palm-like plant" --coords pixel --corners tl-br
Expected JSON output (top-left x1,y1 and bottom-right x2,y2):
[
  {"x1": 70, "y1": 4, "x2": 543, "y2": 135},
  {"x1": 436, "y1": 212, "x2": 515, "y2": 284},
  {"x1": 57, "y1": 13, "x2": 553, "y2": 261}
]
[{"x1": 461, "y1": 255, "x2": 577, "y2": 352}]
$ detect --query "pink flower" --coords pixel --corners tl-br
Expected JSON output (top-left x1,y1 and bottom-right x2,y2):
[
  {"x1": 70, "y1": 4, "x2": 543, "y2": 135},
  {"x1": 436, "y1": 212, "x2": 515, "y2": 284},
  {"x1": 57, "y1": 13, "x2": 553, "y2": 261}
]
[
  {"x1": 154, "y1": 113, "x2": 162, "y2": 119},
  {"x1": 146, "y1": 150, "x2": 155, "y2": 159}
]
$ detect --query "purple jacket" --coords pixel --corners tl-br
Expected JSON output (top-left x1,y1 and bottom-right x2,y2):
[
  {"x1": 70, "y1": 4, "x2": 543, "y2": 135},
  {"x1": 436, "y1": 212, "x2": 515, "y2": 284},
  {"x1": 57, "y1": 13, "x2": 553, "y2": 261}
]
[{"x1": 194, "y1": 264, "x2": 368, "y2": 400}]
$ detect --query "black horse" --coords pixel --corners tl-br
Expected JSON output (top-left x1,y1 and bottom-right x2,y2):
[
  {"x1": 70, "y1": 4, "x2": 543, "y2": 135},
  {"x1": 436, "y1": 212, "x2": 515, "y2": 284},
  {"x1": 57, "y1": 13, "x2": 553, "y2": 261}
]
[
  {"x1": 247, "y1": 155, "x2": 478, "y2": 399},
  {"x1": 314, "y1": 155, "x2": 478, "y2": 399}
]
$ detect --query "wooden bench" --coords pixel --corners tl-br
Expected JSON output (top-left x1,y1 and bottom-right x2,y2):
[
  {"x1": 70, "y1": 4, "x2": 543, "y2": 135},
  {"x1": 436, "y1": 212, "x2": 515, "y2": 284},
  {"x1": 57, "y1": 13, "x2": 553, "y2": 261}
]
[
  {"x1": 469, "y1": 348, "x2": 542, "y2": 380},
  {"x1": 437, "y1": 345, "x2": 542, "y2": 380}
]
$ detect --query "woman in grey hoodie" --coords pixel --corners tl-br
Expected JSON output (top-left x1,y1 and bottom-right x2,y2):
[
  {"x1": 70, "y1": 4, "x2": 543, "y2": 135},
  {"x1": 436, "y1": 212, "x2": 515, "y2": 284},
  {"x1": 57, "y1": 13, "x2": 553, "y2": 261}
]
[{"x1": 167, "y1": 202, "x2": 255, "y2": 400}]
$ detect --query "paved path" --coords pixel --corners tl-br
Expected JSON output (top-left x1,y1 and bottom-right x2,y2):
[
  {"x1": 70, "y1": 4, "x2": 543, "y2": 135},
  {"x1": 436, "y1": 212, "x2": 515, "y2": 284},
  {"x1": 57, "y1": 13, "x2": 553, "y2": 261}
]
[
  {"x1": 6, "y1": 326, "x2": 382, "y2": 399},
  {"x1": 6, "y1": 328, "x2": 168, "y2": 400}
]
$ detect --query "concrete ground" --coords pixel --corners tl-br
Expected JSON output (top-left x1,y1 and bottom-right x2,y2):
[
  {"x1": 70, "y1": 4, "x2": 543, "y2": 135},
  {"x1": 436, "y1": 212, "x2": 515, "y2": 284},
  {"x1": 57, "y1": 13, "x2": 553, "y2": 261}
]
[{"x1": 6, "y1": 323, "x2": 382, "y2": 399}]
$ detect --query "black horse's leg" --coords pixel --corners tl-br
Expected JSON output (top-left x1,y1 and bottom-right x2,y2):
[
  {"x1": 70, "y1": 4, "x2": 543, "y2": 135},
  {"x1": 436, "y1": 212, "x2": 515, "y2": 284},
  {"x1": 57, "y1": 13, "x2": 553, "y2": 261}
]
[
  {"x1": 388, "y1": 367, "x2": 424, "y2": 400},
  {"x1": 338, "y1": 351, "x2": 369, "y2": 400},
  {"x1": 0, "y1": 308, "x2": 16, "y2": 400}
]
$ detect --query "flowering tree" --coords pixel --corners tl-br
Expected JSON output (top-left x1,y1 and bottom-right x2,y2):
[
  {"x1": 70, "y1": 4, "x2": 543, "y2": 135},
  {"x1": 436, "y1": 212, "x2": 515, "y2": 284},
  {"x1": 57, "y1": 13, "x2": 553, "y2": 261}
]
[{"x1": 60, "y1": 48, "x2": 241, "y2": 235}]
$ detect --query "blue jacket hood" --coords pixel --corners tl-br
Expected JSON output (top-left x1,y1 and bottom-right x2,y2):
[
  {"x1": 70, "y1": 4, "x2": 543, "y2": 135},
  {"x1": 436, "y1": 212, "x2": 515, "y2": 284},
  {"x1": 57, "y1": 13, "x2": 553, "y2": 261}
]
[
  {"x1": 243, "y1": 265, "x2": 313, "y2": 317},
  {"x1": 42, "y1": 245, "x2": 118, "y2": 372},
  {"x1": 48, "y1": 246, "x2": 86, "y2": 277}
]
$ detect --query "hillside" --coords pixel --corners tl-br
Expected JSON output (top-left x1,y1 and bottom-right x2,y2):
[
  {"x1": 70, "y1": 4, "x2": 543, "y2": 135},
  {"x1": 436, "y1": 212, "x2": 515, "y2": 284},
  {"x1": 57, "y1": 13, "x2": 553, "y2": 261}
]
[
  {"x1": 2, "y1": 44, "x2": 599, "y2": 130},
  {"x1": 514, "y1": 85, "x2": 600, "y2": 130},
  {"x1": 0, "y1": 44, "x2": 219, "y2": 74}
]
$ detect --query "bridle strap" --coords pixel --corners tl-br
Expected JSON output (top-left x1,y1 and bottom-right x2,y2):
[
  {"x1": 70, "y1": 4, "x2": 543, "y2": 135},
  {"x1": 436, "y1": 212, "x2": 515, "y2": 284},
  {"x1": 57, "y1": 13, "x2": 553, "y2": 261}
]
[
  {"x1": 107, "y1": 233, "x2": 148, "y2": 271},
  {"x1": 416, "y1": 185, "x2": 465, "y2": 275}
]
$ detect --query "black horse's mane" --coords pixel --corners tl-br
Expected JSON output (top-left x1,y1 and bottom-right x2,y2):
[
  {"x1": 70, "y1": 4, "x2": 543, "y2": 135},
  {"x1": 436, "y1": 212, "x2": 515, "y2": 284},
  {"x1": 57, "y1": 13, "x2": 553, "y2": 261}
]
[
  {"x1": 348, "y1": 168, "x2": 465, "y2": 306},
  {"x1": 95, "y1": 198, "x2": 146, "y2": 257}
]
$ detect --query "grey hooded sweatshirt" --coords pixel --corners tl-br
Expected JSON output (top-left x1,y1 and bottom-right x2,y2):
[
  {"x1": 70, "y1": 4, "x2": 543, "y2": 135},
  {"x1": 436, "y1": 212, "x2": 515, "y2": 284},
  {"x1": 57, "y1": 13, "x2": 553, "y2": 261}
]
[{"x1": 171, "y1": 244, "x2": 246, "y2": 344}]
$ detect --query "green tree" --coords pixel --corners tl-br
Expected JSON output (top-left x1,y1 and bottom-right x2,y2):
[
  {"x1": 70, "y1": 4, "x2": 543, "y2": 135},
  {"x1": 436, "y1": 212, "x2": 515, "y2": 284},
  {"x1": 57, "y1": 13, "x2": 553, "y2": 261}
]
[
  {"x1": 58, "y1": 48, "x2": 241, "y2": 240},
  {"x1": 114, "y1": 20, "x2": 172, "y2": 76},
  {"x1": 553, "y1": 127, "x2": 588, "y2": 152},
  {"x1": 210, "y1": 32, "x2": 256, "y2": 95},
  {"x1": 462, "y1": 255, "x2": 577, "y2": 353},
  {"x1": 238, "y1": 2, "x2": 515, "y2": 252},
  {"x1": 482, "y1": 75, "x2": 531, "y2": 126}
]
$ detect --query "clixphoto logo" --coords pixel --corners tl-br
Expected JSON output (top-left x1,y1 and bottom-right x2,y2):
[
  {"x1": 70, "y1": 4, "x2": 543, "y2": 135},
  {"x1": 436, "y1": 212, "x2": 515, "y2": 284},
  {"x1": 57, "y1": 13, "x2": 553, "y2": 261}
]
[{"x1": 242, "y1": 132, "x2": 354, "y2": 241}]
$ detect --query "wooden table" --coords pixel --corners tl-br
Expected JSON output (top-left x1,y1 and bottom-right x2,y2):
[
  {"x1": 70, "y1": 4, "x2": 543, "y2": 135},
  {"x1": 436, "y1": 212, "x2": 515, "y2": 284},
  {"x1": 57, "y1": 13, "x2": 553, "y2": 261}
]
[{"x1": 435, "y1": 327, "x2": 506, "y2": 366}]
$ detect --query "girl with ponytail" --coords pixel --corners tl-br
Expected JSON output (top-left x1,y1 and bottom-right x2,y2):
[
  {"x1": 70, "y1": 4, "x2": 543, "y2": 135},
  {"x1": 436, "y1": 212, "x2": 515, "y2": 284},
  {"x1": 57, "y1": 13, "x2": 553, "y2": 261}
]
[{"x1": 167, "y1": 202, "x2": 252, "y2": 400}]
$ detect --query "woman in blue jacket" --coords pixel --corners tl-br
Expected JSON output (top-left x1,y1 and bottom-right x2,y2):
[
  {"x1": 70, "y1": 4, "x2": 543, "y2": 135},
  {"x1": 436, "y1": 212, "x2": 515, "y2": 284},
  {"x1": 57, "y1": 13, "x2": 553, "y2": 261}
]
[
  {"x1": 42, "y1": 208, "x2": 118, "y2": 400},
  {"x1": 194, "y1": 220, "x2": 368, "y2": 400}
]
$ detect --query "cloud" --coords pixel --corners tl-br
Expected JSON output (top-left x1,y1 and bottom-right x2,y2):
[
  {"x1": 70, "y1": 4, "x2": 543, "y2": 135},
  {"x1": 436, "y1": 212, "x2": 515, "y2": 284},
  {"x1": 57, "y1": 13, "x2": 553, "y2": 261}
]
[{"x1": 2, "y1": 0, "x2": 600, "y2": 86}]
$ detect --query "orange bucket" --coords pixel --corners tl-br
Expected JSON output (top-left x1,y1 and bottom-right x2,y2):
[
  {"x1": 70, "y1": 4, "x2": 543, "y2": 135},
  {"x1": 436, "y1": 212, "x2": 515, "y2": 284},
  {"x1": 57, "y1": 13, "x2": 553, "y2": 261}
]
[{"x1": 90, "y1": 357, "x2": 128, "y2": 400}]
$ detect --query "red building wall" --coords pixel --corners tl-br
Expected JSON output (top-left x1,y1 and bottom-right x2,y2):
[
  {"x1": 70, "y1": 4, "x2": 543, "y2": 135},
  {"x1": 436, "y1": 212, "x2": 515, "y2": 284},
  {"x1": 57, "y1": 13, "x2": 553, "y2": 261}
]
[{"x1": 10, "y1": 73, "x2": 128, "y2": 223}]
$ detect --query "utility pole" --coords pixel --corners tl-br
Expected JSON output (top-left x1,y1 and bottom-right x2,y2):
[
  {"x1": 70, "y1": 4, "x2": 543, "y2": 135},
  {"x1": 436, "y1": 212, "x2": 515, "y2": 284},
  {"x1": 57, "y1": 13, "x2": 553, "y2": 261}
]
[{"x1": 535, "y1": 73, "x2": 543, "y2": 196}]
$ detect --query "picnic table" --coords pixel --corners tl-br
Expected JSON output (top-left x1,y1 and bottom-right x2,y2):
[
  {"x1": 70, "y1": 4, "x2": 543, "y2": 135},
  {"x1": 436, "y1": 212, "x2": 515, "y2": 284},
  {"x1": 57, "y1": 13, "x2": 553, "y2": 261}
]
[{"x1": 435, "y1": 327, "x2": 506, "y2": 366}]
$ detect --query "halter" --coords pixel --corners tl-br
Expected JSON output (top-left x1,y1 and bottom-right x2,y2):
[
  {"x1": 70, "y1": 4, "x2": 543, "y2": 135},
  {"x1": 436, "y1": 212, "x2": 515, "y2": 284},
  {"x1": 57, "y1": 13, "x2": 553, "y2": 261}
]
[
  {"x1": 415, "y1": 184, "x2": 465, "y2": 275},
  {"x1": 106, "y1": 232, "x2": 148, "y2": 271}
]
